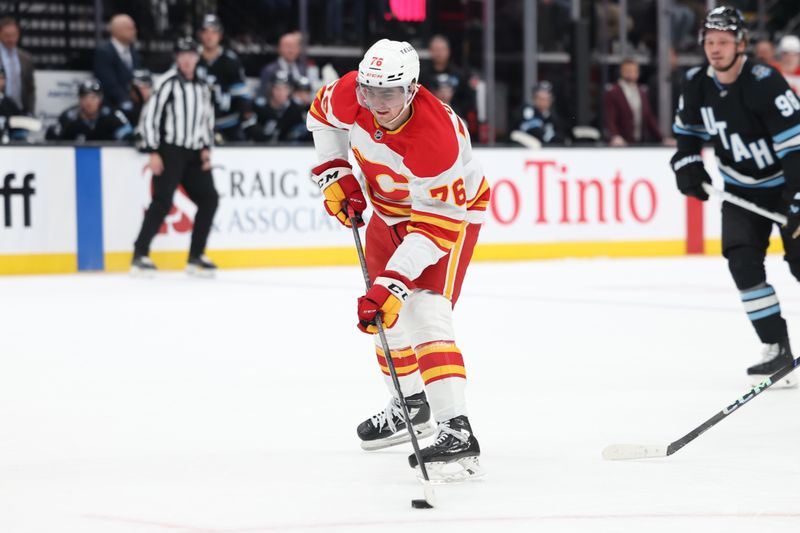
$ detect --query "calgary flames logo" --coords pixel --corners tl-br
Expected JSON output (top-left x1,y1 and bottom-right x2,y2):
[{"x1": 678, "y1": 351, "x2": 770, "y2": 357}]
[{"x1": 352, "y1": 147, "x2": 409, "y2": 201}]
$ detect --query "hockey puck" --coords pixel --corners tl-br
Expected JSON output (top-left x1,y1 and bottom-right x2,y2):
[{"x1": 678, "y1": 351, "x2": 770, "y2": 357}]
[{"x1": 411, "y1": 498, "x2": 434, "y2": 509}]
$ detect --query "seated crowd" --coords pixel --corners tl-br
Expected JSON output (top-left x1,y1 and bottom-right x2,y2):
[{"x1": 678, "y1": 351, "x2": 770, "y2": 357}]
[
  {"x1": 1, "y1": 13, "x2": 486, "y2": 146},
  {"x1": 23, "y1": 9, "x2": 800, "y2": 148}
]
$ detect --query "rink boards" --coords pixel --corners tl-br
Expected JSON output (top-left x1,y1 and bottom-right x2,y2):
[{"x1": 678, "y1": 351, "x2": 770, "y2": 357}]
[{"x1": 0, "y1": 145, "x2": 780, "y2": 274}]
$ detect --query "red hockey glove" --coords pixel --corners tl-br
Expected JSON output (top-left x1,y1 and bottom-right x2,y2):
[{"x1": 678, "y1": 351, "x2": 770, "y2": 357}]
[
  {"x1": 357, "y1": 271, "x2": 415, "y2": 334},
  {"x1": 311, "y1": 159, "x2": 367, "y2": 227}
]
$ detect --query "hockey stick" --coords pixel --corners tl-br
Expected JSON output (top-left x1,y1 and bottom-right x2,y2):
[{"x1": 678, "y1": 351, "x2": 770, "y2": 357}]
[
  {"x1": 8, "y1": 116, "x2": 42, "y2": 132},
  {"x1": 348, "y1": 210, "x2": 436, "y2": 509},
  {"x1": 603, "y1": 356, "x2": 800, "y2": 460},
  {"x1": 701, "y1": 183, "x2": 788, "y2": 226}
]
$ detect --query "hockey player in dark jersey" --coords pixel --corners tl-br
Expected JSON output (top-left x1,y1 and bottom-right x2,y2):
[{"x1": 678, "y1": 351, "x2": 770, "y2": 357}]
[
  {"x1": 247, "y1": 70, "x2": 309, "y2": 143},
  {"x1": 197, "y1": 14, "x2": 252, "y2": 142},
  {"x1": 671, "y1": 6, "x2": 800, "y2": 387},
  {"x1": 120, "y1": 69, "x2": 153, "y2": 128},
  {"x1": 46, "y1": 78, "x2": 133, "y2": 142}
]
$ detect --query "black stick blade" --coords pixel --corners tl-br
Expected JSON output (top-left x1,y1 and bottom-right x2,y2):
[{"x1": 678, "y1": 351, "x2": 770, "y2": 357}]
[{"x1": 411, "y1": 498, "x2": 434, "y2": 509}]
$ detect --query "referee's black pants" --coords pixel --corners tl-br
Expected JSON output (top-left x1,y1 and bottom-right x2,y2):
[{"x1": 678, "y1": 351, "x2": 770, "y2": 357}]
[{"x1": 134, "y1": 144, "x2": 219, "y2": 258}]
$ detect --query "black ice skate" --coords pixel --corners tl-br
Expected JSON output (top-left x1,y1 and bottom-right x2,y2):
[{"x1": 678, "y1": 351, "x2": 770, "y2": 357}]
[
  {"x1": 186, "y1": 254, "x2": 217, "y2": 278},
  {"x1": 747, "y1": 338, "x2": 797, "y2": 389},
  {"x1": 130, "y1": 254, "x2": 157, "y2": 277},
  {"x1": 408, "y1": 415, "x2": 484, "y2": 483},
  {"x1": 357, "y1": 391, "x2": 435, "y2": 451}
]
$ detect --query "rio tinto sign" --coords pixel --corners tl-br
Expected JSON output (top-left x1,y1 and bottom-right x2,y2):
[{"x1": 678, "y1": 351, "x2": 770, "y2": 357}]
[
  {"x1": 100, "y1": 146, "x2": 686, "y2": 258},
  {"x1": 478, "y1": 148, "x2": 684, "y2": 243}
]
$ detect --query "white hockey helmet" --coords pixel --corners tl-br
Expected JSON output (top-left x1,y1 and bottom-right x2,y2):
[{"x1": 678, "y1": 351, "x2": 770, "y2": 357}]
[
  {"x1": 356, "y1": 39, "x2": 420, "y2": 111},
  {"x1": 778, "y1": 35, "x2": 800, "y2": 55}
]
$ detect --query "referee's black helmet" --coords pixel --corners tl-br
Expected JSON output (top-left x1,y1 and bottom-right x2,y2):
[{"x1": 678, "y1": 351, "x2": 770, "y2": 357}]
[
  {"x1": 699, "y1": 6, "x2": 746, "y2": 44},
  {"x1": 174, "y1": 36, "x2": 199, "y2": 54}
]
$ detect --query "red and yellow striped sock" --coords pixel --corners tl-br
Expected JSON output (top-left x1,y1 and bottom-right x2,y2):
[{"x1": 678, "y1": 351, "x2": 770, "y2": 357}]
[
  {"x1": 376, "y1": 345, "x2": 423, "y2": 397},
  {"x1": 415, "y1": 341, "x2": 466, "y2": 384},
  {"x1": 415, "y1": 340, "x2": 468, "y2": 421}
]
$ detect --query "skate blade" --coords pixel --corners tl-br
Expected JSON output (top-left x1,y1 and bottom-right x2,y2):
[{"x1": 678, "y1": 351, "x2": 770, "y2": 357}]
[
  {"x1": 750, "y1": 373, "x2": 798, "y2": 389},
  {"x1": 186, "y1": 265, "x2": 216, "y2": 279},
  {"x1": 415, "y1": 456, "x2": 484, "y2": 484},
  {"x1": 360, "y1": 423, "x2": 435, "y2": 451},
  {"x1": 130, "y1": 266, "x2": 156, "y2": 279}
]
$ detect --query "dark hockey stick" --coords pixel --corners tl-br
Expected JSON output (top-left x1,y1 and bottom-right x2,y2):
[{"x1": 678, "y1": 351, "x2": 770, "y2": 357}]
[
  {"x1": 603, "y1": 356, "x2": 800, "y2": 460},
  {"x1": 348, "y1": 210, "x2": 436, "y2": 508}
]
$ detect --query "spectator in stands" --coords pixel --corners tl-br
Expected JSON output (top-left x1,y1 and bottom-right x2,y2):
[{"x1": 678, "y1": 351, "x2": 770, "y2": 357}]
[
  {"x1": 247, "y1": 70, "x2": 309, "y2": 143},
  {"x1": 755, "y1": 38, "x2": 780, "y2": 70},
  {"x1": 94, "y1": 14, "x2": 142, "y2": 111},
  {"x1": 603, "y1": 58, "x2": 664, "y2": 146},
  {"x1": 430, "y1": 72, "x2": 466, "y2": 117},
  {"x1": 0, "y1": 64, "x2": 27, "y2": 142},
  {"x1": 419, "y1": 35, "x2": 476, "y2": 126},
  {"x1": 198, "y1": 14, "x2": 253, "y2": 143},
  {"x1": 430, "y1": 72, "x2": 456, "y2": 104},
  {"x1": 291, "y1": 75, "x2": 313, "y2": 108},
  {"x1": 121, "y1": 69, "x2": 153, "y2": 128},
  {"x1": 777, "y1": 35, "x2": 800, "y2": 95},
  {"x1": 0, "y1": 17, "x2": 35, "y2": 114},
  {"x1": 514, "y1": 81, "x2": 567, "y2": 145},
  {"x1": 259, "y1": 31, "x2": 321, "y2": 98},
  {"x1": 46, "y1": 78, "x2": 133, "y2": 142},
  {"x1": 0, "y1": 65, "x2": 21, "y2": 117}
]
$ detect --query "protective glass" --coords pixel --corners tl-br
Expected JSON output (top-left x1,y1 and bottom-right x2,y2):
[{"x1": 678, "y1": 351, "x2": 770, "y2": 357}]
[{"x1": 356, "y1": 83, "x2": 410, "y2": 110}]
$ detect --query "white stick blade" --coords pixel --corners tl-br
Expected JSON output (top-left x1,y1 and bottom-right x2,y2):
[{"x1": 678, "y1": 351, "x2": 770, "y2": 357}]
[
  {"x1": 423, "y1": 483, "x2": 436, "y2": 507},
  {"x1": 510, "y1": 130, "x2": 542, "y2": 150},
  {"x1": 602, "y1": 444, "x2": 667, "y2": 460},
  {"x1": 9, "y1": 115, "x2": 42, "y2": 132}
]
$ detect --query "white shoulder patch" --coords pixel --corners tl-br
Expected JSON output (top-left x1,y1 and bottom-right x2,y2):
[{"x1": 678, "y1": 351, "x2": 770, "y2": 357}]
[{"x1": 686, "y1": 66, "x2": 701, "y2": 81}]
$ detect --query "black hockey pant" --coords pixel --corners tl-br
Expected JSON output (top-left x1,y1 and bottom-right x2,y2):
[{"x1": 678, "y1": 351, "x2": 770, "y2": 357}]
[{"x1": 722, "y1": 187, "x2": 800, "y2": 343}]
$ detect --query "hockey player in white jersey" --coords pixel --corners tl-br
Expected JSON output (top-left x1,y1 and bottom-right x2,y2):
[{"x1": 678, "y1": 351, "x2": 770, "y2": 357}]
[{"x1": 307, "y1": 39, "x2": 490, "y2": 481}]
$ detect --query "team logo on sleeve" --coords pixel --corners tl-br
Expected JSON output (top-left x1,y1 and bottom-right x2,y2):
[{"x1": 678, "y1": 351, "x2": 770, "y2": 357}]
[{"x1": 752, "y1": 65, "x2": 772, "y2": 81}]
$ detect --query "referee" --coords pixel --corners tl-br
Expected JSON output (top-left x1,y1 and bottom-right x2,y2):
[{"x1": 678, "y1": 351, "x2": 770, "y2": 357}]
[{"x1": 132, "y1": 36, "x2": 219, "y2": 277}]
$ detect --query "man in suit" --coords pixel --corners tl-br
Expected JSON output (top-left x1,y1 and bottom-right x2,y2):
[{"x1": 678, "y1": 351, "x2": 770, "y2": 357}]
[
  {"x1": 258, "y1": 31, "x2": 320, "y2": 98},
  {"x1": 604, "y1": 57, "x2": 666, "y2": 146},
  {"x1": 93, "y1": 14, "x2": 141, "y2": 111},
  {"x1": 0, "y1": 17, "x2": 35, "y2": 114}
]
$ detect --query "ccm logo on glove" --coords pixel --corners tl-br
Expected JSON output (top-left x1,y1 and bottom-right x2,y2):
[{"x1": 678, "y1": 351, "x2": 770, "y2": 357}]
[
  {"x1": 311, "y1": 159, "x2": 368, "y2": 227},
  {"x1": 357, "y1": 271, "x2": 415, "y2": 334}
]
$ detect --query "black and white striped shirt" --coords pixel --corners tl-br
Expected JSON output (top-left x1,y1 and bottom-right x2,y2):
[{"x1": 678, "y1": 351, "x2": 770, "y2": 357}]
[{"x1": 140, "y1": 68, "x2": 214, "y2": 151}]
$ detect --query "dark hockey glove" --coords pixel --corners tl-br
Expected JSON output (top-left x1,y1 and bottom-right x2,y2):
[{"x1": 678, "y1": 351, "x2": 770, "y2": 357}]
[
  {"x1": 783, "y1": 188, "x2": 800, "y2": 239},
  {"x1": 671, "y1": 152, "x2": 711, "y2": 201}
]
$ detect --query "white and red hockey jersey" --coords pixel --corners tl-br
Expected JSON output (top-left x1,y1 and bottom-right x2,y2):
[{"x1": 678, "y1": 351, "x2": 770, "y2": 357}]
[{"x1": 307, "y1": 71, "x2": 490, "y2": 278}]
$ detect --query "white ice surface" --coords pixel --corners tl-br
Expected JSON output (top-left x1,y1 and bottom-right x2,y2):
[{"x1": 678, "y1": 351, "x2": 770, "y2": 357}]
[{"x1": 1, "y1": 256, "x2": 799, "y2": 532}]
